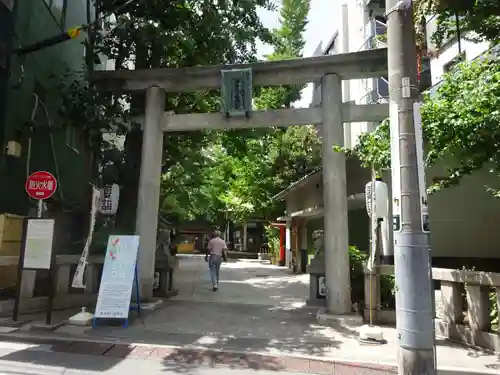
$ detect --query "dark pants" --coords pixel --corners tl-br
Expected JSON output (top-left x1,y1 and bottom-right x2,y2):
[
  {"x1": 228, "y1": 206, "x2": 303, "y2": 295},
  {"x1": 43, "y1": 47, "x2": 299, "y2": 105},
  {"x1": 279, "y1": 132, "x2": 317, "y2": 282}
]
[{"x1": 209, "y1": 254, "x2": 222, "y2": 286}]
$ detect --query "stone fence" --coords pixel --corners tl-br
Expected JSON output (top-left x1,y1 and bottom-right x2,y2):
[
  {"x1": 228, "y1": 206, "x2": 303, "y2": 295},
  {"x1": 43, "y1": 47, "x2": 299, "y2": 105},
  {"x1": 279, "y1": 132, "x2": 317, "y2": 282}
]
[
  {"x1": 364, "y1": 265, "x2": 500, "y2": 352},
  {"x1": 0, "y1": 254, "x2": 173, "y2": 316}
]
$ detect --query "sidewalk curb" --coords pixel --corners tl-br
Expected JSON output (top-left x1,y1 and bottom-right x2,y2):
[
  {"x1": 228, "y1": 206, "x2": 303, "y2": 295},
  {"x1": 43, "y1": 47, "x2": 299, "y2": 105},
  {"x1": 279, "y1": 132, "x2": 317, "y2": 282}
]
[
  {"x1": 0, "y1": 330, "x2": 497, "y2": 374},
  {"x1": 0, "y1": 330, "x2": 397, "y2": 374}
]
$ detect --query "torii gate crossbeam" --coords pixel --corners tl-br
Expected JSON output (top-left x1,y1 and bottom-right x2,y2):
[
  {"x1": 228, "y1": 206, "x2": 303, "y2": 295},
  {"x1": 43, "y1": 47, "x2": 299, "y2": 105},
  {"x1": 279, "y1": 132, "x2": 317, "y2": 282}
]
[{"x1": 94, "y1": 48, "x2": 388, "y2": 319}]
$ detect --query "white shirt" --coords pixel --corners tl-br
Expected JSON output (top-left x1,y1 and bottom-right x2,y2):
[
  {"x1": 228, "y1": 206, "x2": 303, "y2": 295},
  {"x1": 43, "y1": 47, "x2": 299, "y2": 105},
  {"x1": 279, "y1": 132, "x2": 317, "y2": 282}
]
[{"x1": 208, "y1": 237, "x2": 227, "y2": 256}]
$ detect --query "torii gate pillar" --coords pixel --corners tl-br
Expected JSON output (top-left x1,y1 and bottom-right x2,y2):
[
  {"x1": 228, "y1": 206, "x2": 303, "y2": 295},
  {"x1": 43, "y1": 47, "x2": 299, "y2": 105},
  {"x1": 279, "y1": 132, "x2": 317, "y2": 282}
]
[
  {"x1": 136, "y1": 86, "x2": 165, "y2": 300},
  {"x1": 321, "y1": 74, "x2": 351, "y2": 315}
]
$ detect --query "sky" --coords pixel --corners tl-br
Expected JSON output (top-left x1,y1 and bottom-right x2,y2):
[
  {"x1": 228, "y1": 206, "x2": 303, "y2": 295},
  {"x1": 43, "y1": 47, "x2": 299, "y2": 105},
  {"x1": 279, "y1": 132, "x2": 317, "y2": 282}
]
[{"x1": 256, "y1": 0, "x2": 340, "y2": 108}]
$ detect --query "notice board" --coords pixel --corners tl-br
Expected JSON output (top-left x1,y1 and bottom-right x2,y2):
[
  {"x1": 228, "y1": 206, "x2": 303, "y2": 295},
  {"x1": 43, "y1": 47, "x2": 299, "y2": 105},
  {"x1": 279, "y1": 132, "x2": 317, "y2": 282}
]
[
  {"x1": 94, "y1": 235, "x2": 140, "y2": 319},
  {"x1": 23, "y1": 219, "x2": 55, "y2": 270}
]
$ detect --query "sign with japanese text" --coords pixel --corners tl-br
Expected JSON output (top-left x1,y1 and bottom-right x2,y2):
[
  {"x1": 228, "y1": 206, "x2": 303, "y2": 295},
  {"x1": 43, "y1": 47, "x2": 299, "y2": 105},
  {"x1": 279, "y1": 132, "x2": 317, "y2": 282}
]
[
  {"x1": 99, "y1": 184, "x2": 119, "y2": 215},
  {"x1": 317, "y1": 276, "x2": 326, "y2": 299},
  {"x1": 25, "y1": 171, "x2": 57, "y2": 200},
  {"x1": 94, "y1": 235, "x2": 139, "y2": 320}
]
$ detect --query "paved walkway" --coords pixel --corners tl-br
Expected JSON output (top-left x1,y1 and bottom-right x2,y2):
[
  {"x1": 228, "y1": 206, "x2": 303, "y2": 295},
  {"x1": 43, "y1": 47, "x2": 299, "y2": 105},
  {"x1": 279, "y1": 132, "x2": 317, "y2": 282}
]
[
  {"x1": 0, "y1": 340, "x2": 314, "y2": 375},
  {"x1": 1, "y1": 255, "x2": 499, "y2": 374}
]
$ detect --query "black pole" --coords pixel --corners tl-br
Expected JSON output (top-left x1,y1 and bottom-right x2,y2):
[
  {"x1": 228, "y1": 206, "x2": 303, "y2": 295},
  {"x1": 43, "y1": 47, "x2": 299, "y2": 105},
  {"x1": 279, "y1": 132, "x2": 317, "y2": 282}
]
[
  {"x1": 46, "y1": 259, "x2": 55, "y2": 325},
  {"x1": 168, "y1": 268, "x2": 173, "y2": 292},
  {"x1": 14, "y1": 33, "x2": 73, "y2": 57},
  {"x1": 12, "y1": 219, "x2": 29, "y2": 322}
]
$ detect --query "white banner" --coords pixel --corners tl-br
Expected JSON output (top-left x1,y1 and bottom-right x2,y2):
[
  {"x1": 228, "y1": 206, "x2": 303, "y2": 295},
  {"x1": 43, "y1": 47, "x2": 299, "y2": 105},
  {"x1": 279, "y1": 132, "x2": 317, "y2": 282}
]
[
  {"x1": 389, "y1": 98, "x2": 402, "y2": 232},
  {"x1": 71, "y1": 187, "x2": 100, "y2": 288},
  {"x1": 413, "y1": 102, "x2": 430, "y2": 233},
  {"x1": 367, "y1": 173, "x2": 377, "y2": 272}
]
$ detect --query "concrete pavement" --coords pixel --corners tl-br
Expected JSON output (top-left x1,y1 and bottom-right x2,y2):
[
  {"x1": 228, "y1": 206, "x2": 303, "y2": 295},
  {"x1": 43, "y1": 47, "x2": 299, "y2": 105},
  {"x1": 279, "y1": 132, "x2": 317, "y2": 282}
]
[
  {"x1": 0, "y1": 255, "x2": 498, "y2": 374},
  {"x1": 0, "y1": 340, "x2": 311, "y2": 375}
]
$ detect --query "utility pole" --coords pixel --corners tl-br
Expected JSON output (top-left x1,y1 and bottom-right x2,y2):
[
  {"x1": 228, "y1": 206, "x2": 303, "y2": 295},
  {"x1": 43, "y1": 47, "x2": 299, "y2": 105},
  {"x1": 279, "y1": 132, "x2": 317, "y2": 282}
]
[{"x1": 385, "y1": 1, "x2": 436, "y2": 374}]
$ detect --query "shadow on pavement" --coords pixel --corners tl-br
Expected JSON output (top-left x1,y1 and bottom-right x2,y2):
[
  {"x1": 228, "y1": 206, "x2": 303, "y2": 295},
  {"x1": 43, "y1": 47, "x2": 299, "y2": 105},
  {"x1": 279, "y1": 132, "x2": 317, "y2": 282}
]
[
  {"x1": 0, "y1": 346, "x2": 123, "y2": 372},
  {"x1": 160, "y1": 348, "x2": 286, "y2": 373},
  {"x1": 85, "y1": 302, "x2": 349, "y2": 358}
]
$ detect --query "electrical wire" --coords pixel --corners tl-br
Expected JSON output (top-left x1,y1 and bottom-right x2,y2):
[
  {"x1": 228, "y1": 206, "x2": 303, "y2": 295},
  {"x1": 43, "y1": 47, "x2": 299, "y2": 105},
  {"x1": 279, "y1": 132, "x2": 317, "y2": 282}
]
[
  {"x1": 13, "y1": 0, "x2": 143, "y2": 56},
  {"x1": 26, "y1": 93, "x2": 65, "y2": 201}
]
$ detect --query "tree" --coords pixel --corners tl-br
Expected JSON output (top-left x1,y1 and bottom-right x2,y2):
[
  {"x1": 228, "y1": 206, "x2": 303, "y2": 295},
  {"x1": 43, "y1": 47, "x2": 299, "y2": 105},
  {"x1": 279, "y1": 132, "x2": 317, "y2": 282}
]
[
  {"x1": 87, "y1": 0, "x2": 276, "y2": 229},
  {"x1": 210, "y1": 0, "x2": 317, "y2": 222},
  {"x1": 414, "y1": 0, "x2": 500, "y2": 48},
  {"x1": 348, "y1": 55, "x2": 500, "y2": 197},
  {"x1": 58, "y1": 0, "x2": 318, "y2": 227}
]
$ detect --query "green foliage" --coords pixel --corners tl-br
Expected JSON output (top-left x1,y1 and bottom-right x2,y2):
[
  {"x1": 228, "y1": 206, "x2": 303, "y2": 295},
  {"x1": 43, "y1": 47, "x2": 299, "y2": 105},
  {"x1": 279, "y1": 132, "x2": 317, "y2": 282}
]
[
  {"x1": 349, "y1": 245, "x2": 368, "y2": 302},
  {"x1": 349, "y1": 56, "x2": 500, "y2": 197},
  {"x1": 87, "y1": 0, "x2": 278, "y2": 228},
  {"x1": 345, "y1": 119, "x2": 390, "y2": 174},
  {"x1": 264, "y1": 225, "x2": 280, "y2": 258},
  {"x1": 415, "y1": 0, "x2": 500, "y2": 48},
  {"x1": 197, "y1": 0, "x2": 317, "y2": 222},
  {"x1": 54, "y1": 0, "x2": 317, "y2": 227},
  {"x1": 422, "y1": 56, "x2": 500, "y2": 195},
  {"x1": 490, "y1": 290, "x2": 499, "y2": 328},
  {"x1": 254, "y1": 0, "x2": 311, "y2": 108},
  {"x1": 380, "y1": 275, "x2": 396, "y2": 308}
]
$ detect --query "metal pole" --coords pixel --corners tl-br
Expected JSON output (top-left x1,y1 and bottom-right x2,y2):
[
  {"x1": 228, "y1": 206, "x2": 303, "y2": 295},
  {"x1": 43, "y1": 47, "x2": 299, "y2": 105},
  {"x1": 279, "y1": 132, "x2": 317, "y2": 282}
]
[
  {"x1": 369, "y1": 167, "x2": 377, "y2": 326},
  {"x1": 386, "y1": 1, "x2": 436, "y2": 374},
  {"x1": 320, "y1": 73, "x2": 351, "y2": 315},
  {"x1": 37, "y1": 200, "x2": 43, "y2": 218}
]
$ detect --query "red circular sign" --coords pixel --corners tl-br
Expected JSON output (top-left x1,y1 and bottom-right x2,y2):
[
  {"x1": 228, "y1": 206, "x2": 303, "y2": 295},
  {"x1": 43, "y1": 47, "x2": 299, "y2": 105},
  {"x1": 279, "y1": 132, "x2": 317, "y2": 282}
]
[{"x1": 25, "y1": 171, "x2": 57, "y2": 200}]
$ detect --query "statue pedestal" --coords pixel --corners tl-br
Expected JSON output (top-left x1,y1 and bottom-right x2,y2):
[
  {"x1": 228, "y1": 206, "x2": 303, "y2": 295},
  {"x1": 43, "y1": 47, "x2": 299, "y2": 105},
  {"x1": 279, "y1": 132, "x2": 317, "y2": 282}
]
[{"x1": 306, "y1": 253, "x2": 326, "y2": 307}]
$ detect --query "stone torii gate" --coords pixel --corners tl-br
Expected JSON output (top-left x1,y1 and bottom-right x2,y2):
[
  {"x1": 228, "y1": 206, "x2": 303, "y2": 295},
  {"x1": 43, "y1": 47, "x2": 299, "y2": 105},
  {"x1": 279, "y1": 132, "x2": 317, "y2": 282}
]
[{"x1": 94, "y1": 48, "x2": 388, "y2": 316}]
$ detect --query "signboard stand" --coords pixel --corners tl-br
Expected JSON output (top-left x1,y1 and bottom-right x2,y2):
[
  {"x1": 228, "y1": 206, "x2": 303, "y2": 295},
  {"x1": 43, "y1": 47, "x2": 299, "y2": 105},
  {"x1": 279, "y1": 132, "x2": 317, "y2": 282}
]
[
  {"x1": 92, "y1": 235, "x2": 141, "y2": 329},
  {"x1": 92, "y1": 264, "x2": 141, "y2": 329},
  {"x1": 13, "y1": 218, "x2": 56, "y2": 325}
]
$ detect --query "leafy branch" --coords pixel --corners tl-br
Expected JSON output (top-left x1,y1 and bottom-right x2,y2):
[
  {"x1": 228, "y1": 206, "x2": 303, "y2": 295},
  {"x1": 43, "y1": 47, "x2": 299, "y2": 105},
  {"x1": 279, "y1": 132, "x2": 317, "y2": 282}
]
[{"x1": 348, "y1": 56, "x2": 500, "y2": 197}]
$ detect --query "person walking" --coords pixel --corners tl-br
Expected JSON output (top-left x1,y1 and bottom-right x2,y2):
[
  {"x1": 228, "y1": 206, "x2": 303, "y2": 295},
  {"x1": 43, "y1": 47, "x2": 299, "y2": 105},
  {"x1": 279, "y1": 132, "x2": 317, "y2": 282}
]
[{"x1": 205, "y1": 230, "x2": 227, "y2": 291}]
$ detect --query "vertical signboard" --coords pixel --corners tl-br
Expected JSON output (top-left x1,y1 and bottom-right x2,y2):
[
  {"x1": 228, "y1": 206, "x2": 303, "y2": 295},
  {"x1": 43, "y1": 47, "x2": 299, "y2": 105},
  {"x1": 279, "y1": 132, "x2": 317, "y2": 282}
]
[
  {"x1": 390, "y1": 99, "x2": 402, "y2": 232},
  {"x1": 94, "y1": 235, "x2": 139, "y2": 320},
  {"x1": 72, "y1": 187, "x2": 100, "y2": 288},
  {"x1": 317, "y1": 276, "x2": 326, "y2": 299},
  {"x1": 413, "y1": 102, "x2": 429, "y2": 232}
]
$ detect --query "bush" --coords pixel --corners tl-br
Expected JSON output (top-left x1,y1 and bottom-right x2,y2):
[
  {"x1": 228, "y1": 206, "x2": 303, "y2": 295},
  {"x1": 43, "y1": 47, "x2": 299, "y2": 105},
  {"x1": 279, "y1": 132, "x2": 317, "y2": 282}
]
[
  {"x1": 380, "y1": 275, "x2": 396, "y2": 309},
  {"x1": 264, "y1": 225, "x2": 280, "y2": 259},
  {"x1": 349, "y1": 245, "x2": 396, "y2": 307},
  {"x1": 349, "y1": 245, "x2": 367, "y2": 303},
  {"x1": 490, "y1": 290, "x2": 498, "y2": 330}
]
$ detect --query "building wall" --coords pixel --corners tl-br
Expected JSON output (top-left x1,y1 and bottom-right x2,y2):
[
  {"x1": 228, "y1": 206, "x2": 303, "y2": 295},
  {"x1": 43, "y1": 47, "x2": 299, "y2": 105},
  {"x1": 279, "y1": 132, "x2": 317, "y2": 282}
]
[
  {"x1": 344, "y1": 0, "x2": 377, "y2": 148},
  {"x1": 427, "y1": 161, "x2": 500, "y2": 260},
  {"x1": 304, "y1": 209, "x2": 369, "y2": 255},
  {"x1": 425, "y1": 14, "x2": 490, "y2": 86},
  {"x1": 423, "y1": 15, "x2": 498, "y2": 262},
  {"x1": 285, "y1": 161, "x2": 500, "y2": 263},
  {"x1": 285, "y1": 173, "x2": 323, "y2": 215},
  {"x1": 285, "y1": 158, "x2": 370, "y2": 216},
  {"x1": 0, "y1": 0, "x2": 96, "y2": 258},
  {"x1": 1, "y1": 0, "x2": 93, "y2": 216},
  {"x1": 284, "y1": 157, "x2": 370, "y2": 254}
]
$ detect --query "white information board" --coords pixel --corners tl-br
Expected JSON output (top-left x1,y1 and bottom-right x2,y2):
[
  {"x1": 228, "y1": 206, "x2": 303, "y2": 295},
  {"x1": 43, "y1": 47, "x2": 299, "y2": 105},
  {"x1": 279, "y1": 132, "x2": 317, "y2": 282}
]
[
  {"x1": 23, "y1": 219, "x2": 55, "y2": 270},
  {"x1": 94, "y1": 235, "x2": 139, "y2": 320}
]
